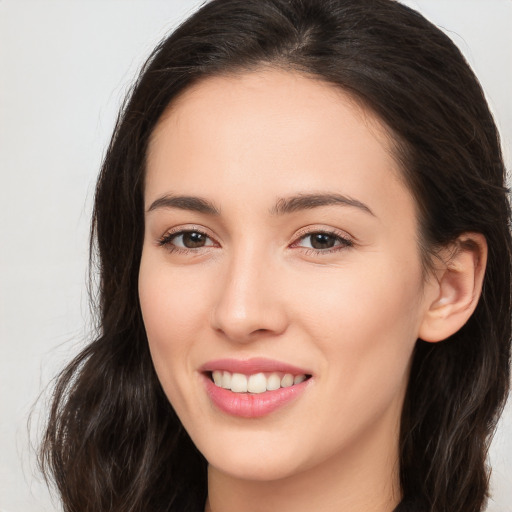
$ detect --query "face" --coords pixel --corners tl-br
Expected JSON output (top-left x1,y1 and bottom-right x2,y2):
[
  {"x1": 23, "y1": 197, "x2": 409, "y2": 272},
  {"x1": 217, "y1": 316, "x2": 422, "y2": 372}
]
[{"x1": 139, "y1": 69, "x2": 435, "y2": 482}]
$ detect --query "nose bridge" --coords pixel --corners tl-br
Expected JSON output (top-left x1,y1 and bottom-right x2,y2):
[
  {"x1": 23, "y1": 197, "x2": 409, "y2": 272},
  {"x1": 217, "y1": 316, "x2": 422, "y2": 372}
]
[{"x1": 210, "y1": 239, "x2": 286, "y2": 342}]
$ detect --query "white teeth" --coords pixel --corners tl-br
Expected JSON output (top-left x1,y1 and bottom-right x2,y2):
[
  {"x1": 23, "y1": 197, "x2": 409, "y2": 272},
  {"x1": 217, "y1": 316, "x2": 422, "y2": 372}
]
[
  {"x1": 281, "y1": 373, "x2": 294, "y2": 388},
  {"x1": 230, "y1": 373, "x2": 248, "y2": 392},
  {"x1": 294, "y1": 374, "x2": 306, "y2": 385},
  {"x1": 211, "y1": 370, "x2": 308, "y2": 393},
  {"x1": 212, "y1": 370, "x2": 223, "y2": 386},
  {"x1": 221, "y1": 371, "x2": 231, "y2": 389},
  {"x1": 247, "y1": 373, "x2": 267, "y2": 394},
  {"x1": 267, "y1": 373, "x2": 281, "y2": 391}
]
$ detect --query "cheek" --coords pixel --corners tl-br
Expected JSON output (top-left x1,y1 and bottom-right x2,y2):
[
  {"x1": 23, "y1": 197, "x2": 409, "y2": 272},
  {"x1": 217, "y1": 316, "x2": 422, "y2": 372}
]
[
  {"x1": 139, "y1": 248, "x2": 210, "y2": 333},
  {"x1": 294, "y1": 256, "x2": 422, "y2": 338},
  {"x1": 295, "y1": 256, "x2": 423, "y2": 394},
  {"x1": 138, "y1": 253, "x2": 210, "y2": 389}
]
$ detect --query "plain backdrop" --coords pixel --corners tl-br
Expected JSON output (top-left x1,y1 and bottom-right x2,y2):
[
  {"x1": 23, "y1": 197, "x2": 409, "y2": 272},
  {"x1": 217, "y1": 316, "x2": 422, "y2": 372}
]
[{"x1": 1, "y1": 1, "x2": 511, "y2": 511}]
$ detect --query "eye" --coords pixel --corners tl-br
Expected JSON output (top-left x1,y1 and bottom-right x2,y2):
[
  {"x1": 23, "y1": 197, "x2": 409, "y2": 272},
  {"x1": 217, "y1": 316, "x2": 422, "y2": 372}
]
[
  {"x1": 158, "y1": 229, "x2": 216, "y2": 253},
  {"x1": 293, "y1": 230, "x2": 353, "y2": 254}
]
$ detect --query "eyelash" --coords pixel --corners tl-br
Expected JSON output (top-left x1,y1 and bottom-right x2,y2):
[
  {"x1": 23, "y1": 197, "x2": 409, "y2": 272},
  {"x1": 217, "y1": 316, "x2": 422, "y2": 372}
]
[
  {"x1": 157, "y1": 228, "x2": 353, "y2": 256},
  {"x1": 157, "y1": 228, "x2": 215, "y2": 255},
  {"x1": 292, "y1": 229, "x2": 353, "y2": 255}
]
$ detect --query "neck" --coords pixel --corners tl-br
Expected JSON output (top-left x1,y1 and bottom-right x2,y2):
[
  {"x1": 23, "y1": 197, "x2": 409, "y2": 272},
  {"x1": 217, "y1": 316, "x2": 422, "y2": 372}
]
[{"x1": 205, "y1": 415, "x2": 402, "y2": 512}]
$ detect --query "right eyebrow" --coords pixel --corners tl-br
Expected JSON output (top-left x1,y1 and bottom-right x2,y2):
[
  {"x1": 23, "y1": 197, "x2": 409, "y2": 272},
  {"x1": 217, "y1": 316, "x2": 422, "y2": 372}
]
[
  {"x1": 146, "y1": 194, "x2": 221, "y2": 215},
  {"x1": 269, "y1": 192, "x2": 374, "y2": 217}
]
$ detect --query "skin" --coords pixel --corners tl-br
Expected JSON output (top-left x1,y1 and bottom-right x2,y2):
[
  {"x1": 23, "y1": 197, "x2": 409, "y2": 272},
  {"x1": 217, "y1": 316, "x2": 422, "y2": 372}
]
[{"x1": 138, "y1": 69, "x2": 483, "y2": 512}]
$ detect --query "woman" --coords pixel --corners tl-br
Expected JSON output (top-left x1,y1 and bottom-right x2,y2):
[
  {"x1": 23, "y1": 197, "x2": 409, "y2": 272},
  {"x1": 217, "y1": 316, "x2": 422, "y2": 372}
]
[{"x1": 40, "y1": 0, "x2": 512, "y2": 511}]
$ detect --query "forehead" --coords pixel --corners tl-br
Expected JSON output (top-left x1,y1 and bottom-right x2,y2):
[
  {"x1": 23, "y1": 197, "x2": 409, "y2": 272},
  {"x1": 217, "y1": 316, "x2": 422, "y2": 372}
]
[
  {"x1": 145, "y1": 68, "x2": 413, "y2": 222},
  {"x1": 149, "y1": 68, "x2": 396, "y2": 156}
]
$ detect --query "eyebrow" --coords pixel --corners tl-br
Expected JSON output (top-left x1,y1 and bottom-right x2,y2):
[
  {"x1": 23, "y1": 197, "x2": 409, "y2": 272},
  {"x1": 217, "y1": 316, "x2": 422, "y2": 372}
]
[
  {"x1": 269, "y1": 192, "x2": 374, "y2": 217},
  {"x1": 147, "y1": 195, "x2": 221, "y2": 215},
  {"x1": 147, "y1": 192, "x2": 374, "y2": 217}
]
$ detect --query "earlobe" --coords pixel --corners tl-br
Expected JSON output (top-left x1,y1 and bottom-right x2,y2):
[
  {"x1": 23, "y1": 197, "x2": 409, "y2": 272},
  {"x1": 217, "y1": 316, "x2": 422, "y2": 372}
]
[{"x1": 418, "y1": 233, "x2": 487, "y2": 343}]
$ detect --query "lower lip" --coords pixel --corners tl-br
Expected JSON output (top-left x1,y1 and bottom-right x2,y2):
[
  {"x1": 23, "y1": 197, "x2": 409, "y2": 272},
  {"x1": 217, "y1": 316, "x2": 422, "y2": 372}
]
[{"x1": 202, "y1": 374, "x2": 311, "y2": 418}]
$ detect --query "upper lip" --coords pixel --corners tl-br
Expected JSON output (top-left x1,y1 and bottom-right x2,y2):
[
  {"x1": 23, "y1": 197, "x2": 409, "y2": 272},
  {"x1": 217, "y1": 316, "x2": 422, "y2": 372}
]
[{"x1": 199, "y1": 357, "x2": 312, "y2": 376}]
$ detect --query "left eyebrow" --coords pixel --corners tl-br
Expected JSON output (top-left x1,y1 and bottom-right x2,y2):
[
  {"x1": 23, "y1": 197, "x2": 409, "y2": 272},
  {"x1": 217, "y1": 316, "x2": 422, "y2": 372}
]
[
  {"x1": 146, "y1": 194, "x2": 221, "y2": 215},
  {"x1": 269, "y1": 192, "x2": 375, "y2": 217}
]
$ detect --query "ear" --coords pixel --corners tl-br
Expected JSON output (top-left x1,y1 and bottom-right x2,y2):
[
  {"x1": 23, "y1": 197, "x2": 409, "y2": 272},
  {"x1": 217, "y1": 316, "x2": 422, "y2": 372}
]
[{"x1": 418, "y1": 233, "x2": 487, "y2": 343}]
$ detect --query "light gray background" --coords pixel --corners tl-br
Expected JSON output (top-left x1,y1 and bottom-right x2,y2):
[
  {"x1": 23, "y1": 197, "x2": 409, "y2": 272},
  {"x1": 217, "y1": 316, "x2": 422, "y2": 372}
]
[{"x1": 1, "y1": 1, "x2": 511, "y2": 511}]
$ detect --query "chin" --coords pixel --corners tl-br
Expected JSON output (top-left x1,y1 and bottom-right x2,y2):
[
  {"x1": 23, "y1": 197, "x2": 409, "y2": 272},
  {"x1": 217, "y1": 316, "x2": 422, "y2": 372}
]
[
  {"x1": 208, "y1": 453, "x2": 303, "y2": 482},
  {"x1": 188, "y1": 428, "x2": 299, "y2": 481}
]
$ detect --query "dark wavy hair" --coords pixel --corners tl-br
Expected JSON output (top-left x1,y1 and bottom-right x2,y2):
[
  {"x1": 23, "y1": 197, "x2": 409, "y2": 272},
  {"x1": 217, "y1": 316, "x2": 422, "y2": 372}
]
[{"x1": 40, "y1": 1, "x2": 512, "y2": 511}]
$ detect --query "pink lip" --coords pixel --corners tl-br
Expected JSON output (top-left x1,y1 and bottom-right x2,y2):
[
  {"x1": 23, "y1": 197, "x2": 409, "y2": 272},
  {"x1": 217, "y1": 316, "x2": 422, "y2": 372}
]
[
  {"x1": 199, "y1": 358, "x2": 312, "y2": 418},
  {"x1": 202, "y1": 375, "x2": 310, "y2": 418},
  {"x1": 199, "y1": 357, "x2": 312, "y2": 376}
]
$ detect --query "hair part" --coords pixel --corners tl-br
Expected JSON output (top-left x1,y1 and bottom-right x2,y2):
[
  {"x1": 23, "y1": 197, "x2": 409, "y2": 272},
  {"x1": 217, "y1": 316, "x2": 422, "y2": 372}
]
[{"x1": 40, "y1": 1, "x2": 512, "y2": 511}]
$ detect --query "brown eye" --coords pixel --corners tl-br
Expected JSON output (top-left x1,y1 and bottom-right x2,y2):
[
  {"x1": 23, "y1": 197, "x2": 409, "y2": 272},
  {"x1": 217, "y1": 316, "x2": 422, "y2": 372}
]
[
  {"x1": 158, "y1": 229, "x2": 215, "y2": 251},
  {"x1": 177, "y1": 231, "x2": 208, "y2": 248},
  {"x1": 308, "y1": 233, "x2": 337, "y2": 249},
  {"x1": 295, "y1": 231, "x2": 353, "y2": 253}
]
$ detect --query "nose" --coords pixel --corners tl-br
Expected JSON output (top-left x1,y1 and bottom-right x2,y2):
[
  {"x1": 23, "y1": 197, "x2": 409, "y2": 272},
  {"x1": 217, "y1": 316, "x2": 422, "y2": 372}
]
[{"x1": 210, "y1": 245, "x2": 288, "y2": 343}]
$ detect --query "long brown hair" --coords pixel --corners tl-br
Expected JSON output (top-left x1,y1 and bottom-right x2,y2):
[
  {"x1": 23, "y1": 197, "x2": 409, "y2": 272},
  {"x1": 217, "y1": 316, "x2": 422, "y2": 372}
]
[{"x1": 40, "y1": 1, "x2": 512, "y2": 511}]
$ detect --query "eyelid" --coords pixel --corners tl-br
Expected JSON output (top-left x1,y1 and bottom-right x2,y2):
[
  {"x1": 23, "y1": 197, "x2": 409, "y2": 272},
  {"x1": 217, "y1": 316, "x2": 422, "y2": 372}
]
[
  {"x1": 157, "y1": 225, "x2": 219, "y2": 249},
  {"x1": 292, "y1": 225, "x2": 354, "y2": 243},
  {"x1": 289, "y1": 226, "x2": 354, "y2": 255},
  {"x1": 156, "y1": 224, "x2": 354, "y2": 255}
]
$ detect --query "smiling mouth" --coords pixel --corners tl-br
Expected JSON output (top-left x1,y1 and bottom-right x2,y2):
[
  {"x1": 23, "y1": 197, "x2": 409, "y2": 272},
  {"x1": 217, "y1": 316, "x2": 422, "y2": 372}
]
[{"x1": 207, "y1": 370, "x2": 312, "y2": 394}]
